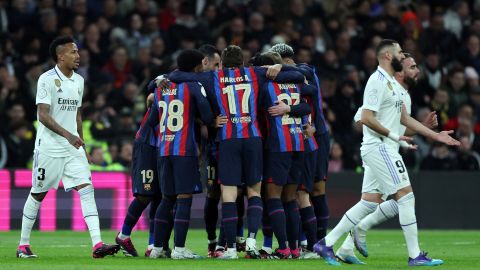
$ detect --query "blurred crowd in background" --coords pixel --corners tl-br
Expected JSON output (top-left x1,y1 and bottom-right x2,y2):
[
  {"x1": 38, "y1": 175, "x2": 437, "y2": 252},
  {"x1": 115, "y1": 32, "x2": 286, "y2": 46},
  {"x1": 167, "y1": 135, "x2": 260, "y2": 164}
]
[{"x1": 1, "y1": 0, "x2": 480, "y2": 172}]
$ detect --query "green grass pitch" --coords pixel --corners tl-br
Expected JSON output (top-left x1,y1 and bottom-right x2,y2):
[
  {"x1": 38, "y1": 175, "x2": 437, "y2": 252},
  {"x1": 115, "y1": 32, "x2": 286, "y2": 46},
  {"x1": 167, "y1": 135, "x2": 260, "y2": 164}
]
[{"x1": 1, "y1": 230, "x2": 479, "y2": 269}]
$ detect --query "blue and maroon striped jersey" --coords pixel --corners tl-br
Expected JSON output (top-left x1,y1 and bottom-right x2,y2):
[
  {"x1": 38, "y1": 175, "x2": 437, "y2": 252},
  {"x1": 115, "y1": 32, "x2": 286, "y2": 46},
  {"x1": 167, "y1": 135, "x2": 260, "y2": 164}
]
[
  {"x1": 147, "y1": 81, "x2": 213, "y2": 157},
  {"x1": 168, "y1": 66, "x2": 305, "y2": 142},
  {"x1": 135, "y1": 107, "x2": 159, "y2": 147},
  {"x1": 263, "y1": 82, "x2": 305, "y2": 152},
  {"x1": 297, "y1": 64, "x2": 329, "y2": 135},
  {"x1": 213, "y1": 67, "x2": 262, "y2": 140}
]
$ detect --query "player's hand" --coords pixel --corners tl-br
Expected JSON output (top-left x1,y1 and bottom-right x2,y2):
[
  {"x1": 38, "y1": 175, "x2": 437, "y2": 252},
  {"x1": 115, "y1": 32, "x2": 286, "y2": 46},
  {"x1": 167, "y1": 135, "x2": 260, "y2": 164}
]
[
  {"x1": 67, "y1": 133, "x2": 85, "y2": 149},
  {"x1": 155, "y1": 77, "x2": 170, "y2": 89},
  {"x1": 266, "y1": 64, "x2": 282, "y2": 80},
  {"x1": 435, "y1": 130, "x2": 461, "y2": 146},
  {"x1": 399, "y1": 140, "x2": 418, "y2": 150},
  {"x1": 215, "y1": 115, "x2": 228, "y2": 128},
  {"x1": 423, "y1": 111, "x2": 438, "y2": 129},
  {"x1": 146, "y1": 93, "x2": 154, "y2": 107},
  {"x1": 303, "y1": 124, "x2": 316, "y2": 139},
  {"x1": 399, "y1": 135, "x2": 413, "y2": 142},
  {"x1": 268, "y1": 100, "x2": 290, "y2": 116}
]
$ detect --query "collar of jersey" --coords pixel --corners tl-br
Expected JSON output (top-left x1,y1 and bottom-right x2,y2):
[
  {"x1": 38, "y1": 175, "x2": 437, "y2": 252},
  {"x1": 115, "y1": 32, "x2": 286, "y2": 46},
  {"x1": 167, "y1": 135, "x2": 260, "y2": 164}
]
[
  {"x1": 376, "y1": 66, "x2": 396, "y2": 84},
  {"x1": 54, "y1": 65, "x2": 75, "y2": 81}
]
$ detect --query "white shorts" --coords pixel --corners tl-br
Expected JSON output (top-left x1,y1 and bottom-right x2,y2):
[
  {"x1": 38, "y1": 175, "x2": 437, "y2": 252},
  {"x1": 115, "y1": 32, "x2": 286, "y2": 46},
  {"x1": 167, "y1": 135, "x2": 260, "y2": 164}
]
[
  {"x1": 31, "y1": 148, "x2": 92, "y2": 193},
  {"x1": 361, "y1": 143, "x2": 411, "y2": 198}
]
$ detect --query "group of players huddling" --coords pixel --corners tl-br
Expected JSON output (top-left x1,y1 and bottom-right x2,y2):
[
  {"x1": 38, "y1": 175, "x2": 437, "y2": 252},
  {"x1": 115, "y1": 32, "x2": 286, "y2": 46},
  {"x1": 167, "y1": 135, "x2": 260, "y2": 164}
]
[{"x1": 17, "y1": 36, "x2": 460, "y2": 266}]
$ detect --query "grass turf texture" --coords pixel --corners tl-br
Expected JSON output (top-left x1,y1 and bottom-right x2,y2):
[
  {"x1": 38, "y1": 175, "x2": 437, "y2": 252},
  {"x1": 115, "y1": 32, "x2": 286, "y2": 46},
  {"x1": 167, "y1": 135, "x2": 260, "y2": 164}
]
[{"x1": 1, "y1": 230, "x2": 479, "y2": 269}]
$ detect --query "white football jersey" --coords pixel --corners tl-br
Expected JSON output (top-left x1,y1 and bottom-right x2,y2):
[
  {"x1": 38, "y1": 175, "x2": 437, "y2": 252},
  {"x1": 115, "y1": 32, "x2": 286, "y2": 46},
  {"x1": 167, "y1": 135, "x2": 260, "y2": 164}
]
[
  {"x1": 35, "y1": 65, "x2": 84, "y2": 157},
  {"x1": 354, "y1": 79, "x2": 412, "y2": 152},
  {"x1": 360, "y1": 66, "x2": 404, "y2": 154}
]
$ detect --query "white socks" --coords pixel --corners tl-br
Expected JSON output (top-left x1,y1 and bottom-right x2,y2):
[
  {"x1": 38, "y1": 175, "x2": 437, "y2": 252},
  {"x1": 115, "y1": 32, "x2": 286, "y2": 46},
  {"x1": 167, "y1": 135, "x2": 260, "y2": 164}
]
[
  {"x1": 337, "y1": 233, "x2": 355, "y2": 255},
  {"x1": 397, "y1": 192, "x2": 420, "y2": 258},
  {"x1": 325, "y1": 199, "x2": 378, "y2": 247},
  {"x1": 338, "y1": 200, "x2": 399, "y2": 253},
  {"x1": 19, "y1": 194, "x2": 41, "y2": 246},
  {"x1": 78, "y1": 185, "x2": 102, "y2": 247},
  {"x1": 358, "y1": 199, "x2": 399, "y2": 231}
]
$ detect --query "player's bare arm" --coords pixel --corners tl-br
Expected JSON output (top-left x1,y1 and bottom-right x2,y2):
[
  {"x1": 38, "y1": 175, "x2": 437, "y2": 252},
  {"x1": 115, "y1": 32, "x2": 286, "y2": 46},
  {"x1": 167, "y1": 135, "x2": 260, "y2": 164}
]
[
  {"x1": 404, "y1": 111, "x2": 438, "y2": 136},
  {"x1": 37, "y1": 103, "x2": 84, "y2": 149},
  {"x1": 361, "y1": 108, "x2": 412, "y2": 142},
  {"x1": 400, "y1": 104, "x2": 460, "y2": 146}
]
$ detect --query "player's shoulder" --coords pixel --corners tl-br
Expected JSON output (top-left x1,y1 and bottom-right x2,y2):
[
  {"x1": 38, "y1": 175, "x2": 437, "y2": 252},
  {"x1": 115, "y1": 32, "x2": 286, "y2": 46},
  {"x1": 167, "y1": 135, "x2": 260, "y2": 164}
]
[
  {"x1": 365, "y1": 70, "x2": 389, "y2": 88},
  {"x1": 72, "y1": 72, "x2": 84, "y2": 82},
  {"x1": 39, "y1": 68, "x2": 57, "y2": 80}
]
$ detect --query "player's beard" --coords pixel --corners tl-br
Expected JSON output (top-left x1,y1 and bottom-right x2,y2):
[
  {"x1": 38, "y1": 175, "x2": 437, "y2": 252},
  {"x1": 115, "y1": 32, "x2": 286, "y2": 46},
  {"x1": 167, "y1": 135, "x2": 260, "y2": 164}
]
[
  {"x1": 391, "y1": 57, "x2": 403, "y2": 72},
  {"x1": 404, "y1": 76, "x2": 417, "y2": 89}
]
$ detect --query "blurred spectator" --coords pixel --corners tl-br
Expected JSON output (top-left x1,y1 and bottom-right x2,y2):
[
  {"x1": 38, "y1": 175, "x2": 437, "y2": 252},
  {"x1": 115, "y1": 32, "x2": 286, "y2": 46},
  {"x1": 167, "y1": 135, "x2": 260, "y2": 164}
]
[
  {"x1": 4, "y1": 120, "x2": 35, "y2": 168},
  {"x1": 103, "y1": 46, "x2": 132, "y2": 89},
  {"x1": 418, "y1": 12, "x2": 458, "y2": 64},
  {"x1": 456, "y1": 135, "x2": 480, "y2": 170},
  {"x1": 457, "y1": 34, "x2": 480, "y2": 75},
  {"x1": 455, "y1": 116, "x2": 480, "y2": 153},
  {"x1": 328, "y1": 142, "x2": 343, "y2": 173},
  {"x1": 113, "y1": 141, "x2": 133, "y2": 170},
  {"x1": 421, "y1": 143, "x2": 458, "y2": 170},
  {"x1": 444, "y1": 0, "x2": 470, "y2": 40},
  {"x1": 445, "y1": 67, "x2": 469, "y2": 114}
]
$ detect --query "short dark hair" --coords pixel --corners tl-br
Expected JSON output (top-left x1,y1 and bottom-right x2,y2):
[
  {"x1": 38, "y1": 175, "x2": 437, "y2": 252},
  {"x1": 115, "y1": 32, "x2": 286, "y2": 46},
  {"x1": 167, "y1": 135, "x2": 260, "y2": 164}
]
[
  {"x1": 177, "y1": 49, "x2": 205, "y2": 72},
  {"x1": 249, "y1": 52, "x2": 282, "y2": 66},
  {"x1": 49, "y1": 36, "x2": 75, "y2": 62},
  {"x1": 375, "y1": 39, "x2": 398, "y2": 57},
  {"x1": 198, "y1": 44, "x2": 220, "y2": 59},
  {"x1": 221, "y1": 45, "x2": 244, "y2": 68}
]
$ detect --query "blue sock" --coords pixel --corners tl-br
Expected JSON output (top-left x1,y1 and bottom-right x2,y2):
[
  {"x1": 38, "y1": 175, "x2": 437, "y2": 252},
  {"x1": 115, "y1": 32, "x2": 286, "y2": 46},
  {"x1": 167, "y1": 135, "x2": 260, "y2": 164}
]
[
  {"x1": 204, "y1": 197, "x2": 220, "y2": 241},
  {"x1": 218, "y1": 222, "x2": 226, "y2": 247},
  {"x1": 284, "y1": 200, "x2": 300, "y2": 250},
  {"x1": 122, "y1": 198, "x2": 149, "y2": 236},
  {"x1": 267, "y1": 198, "x2": 287, "y2": 250},
  {"x1": 154, "y1": 197, "x2": 174, "y2": 248},
  {"x1": 148, "y1": 198, "x2": 160, "y2": 246},
  {"x1": 236, "y1": 195, "x2": 245, "y2": 237},
  {"x1": 221, "y1": 202, "x2": 238, "y2": 249},
  {"x1": 300, "y1": 206, "x2": 317, "y2": 251},
  {"x1": 262, "y1": 203, "x2": 273, "y2": 248},
  {"x1": 246, "y1": 196, "x2": 262, "y2": 239},
  {"x1": 311, "y1": 194, "x2": 329, "y2": 240},
  {"x1": 174, "y1": 197, "x2": 192, "y2": 248}
]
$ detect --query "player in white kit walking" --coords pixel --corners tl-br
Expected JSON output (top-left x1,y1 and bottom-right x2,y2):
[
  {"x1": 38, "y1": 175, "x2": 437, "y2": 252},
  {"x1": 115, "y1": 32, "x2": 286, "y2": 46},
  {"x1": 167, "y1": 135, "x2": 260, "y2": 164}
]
[
  {"x1": 335, "y1": 54, "x2": 439, "y2": 264},
  {"x1": 314, "y1": 40, "x2": 460, "y2": 266},
  {"x1": 16, "y1": 36, "x2": 120, "y2": 258}
]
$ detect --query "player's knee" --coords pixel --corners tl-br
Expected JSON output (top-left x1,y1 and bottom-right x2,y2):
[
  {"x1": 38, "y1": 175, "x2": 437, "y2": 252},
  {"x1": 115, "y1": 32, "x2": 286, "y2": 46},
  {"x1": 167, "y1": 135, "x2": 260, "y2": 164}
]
[
  {"x1": 136, "y1": 195, "x2": 153, "y2": 206},
  {"x1": 297, "y1": 191, "x2": 311, "y2": 208},
  {"x1": 266, "y1": 183, "x2": 282, "y2": 199},
  {"x1": 312, "y1": 181, "x2": 326, "y2": 196},
  {"x1": 31, "y1": 192, "x2": 48, "y2": 202}
]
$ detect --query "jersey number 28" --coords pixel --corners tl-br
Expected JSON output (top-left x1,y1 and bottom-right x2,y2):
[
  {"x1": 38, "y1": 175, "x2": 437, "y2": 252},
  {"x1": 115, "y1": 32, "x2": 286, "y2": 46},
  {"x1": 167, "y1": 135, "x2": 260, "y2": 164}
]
[{"x1": 158, "y1": 100, "x2": 184, "y2": 132}]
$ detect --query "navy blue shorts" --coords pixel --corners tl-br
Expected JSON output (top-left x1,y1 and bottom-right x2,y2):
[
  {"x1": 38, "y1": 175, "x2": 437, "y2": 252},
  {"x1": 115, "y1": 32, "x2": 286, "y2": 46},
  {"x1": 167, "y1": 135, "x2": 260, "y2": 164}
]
[
  {"x1": 218, "y1": 138, "x2": 262, "y2": 187},
  {"x1": 299, "y1": 150, "x2": 317, "y2": 192},
  {"x1": 315, "y1": 133, "x2": 330, "y2": 182},
  {"x1": 158, "y1": 156, "x2": 202, "y2": 196},
  {"x1": 131, "y1": 141, "x2": 160, "y2": 197},
  {"x1": 264, "y1": 151, "x2": 304, "y2": 186}
]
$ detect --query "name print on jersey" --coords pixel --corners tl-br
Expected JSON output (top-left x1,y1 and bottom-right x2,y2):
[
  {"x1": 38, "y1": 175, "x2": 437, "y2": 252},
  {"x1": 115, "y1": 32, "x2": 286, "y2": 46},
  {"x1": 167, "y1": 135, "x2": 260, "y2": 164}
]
[{"x1": 58, "y1": 98, "x2": 79, "y2": 111}]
